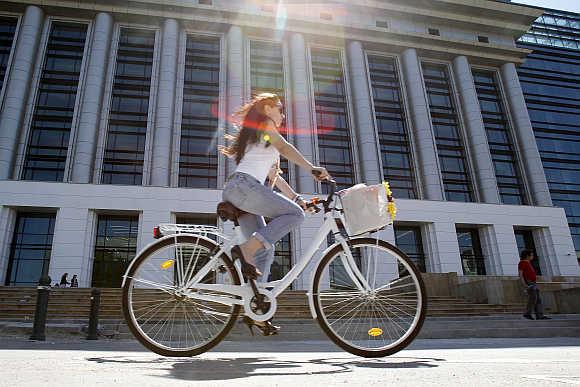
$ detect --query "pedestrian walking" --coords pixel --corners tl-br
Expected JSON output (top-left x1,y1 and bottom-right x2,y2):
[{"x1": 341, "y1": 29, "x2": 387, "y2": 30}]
[
  {"x1": 60, "y1": 272, "x2": 70, "y2": 287},
  {"x1": 70, "y1": 274, "x2": 78, "y2": 288},
  {"x1": 518, "y1": 249, "x2": 550, "y2": 320}
]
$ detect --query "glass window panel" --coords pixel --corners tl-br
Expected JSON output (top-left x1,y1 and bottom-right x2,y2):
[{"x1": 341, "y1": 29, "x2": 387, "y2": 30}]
[
  {"x1": 22, "y1": 22, "x2": 88, "y2": 182},
  {"x1": 312, "y1": 48, "x2": 355, "y2": 192},
  {"x1": 456, "y1": 228, "x2": 486, "y2": 275},
  {"x1": 394, "y1": 225, "x2": 426, "y2": 272},
  {"x1": 368, "y1": 55, "x2": 417, "y2": 199},
  {"x1": 178, "y1": 35, "x2": 220, "y2": 189},
  {"x1": 92, "y1": 215, "x2": 138, "y2": 287},
  {"x1": 102, "y1": 28, "x2": 155, "y2": 185},
  {"x1": 5, "y1": 213, "x2": 56, "y2": 286},
  {"x1": 0, "y1": 17, "x2": 17, "y2": 90},
  {"x1": 422, "y1": 62, "x2": 474, "y2": 202}
]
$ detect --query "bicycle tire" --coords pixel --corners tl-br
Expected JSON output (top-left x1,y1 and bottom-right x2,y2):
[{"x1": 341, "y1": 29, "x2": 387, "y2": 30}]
[
  {"x1": 122, "y1": 235, "x2": 241, "y2": 357},
  {"x1": 312, "y1": 237, "x2": 427, "y2": 358}
]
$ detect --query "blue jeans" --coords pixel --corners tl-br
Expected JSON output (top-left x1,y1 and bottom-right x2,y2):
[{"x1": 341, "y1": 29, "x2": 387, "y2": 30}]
[{"x1": 222, "y1": 172, "x2": 305, "y2": 282}]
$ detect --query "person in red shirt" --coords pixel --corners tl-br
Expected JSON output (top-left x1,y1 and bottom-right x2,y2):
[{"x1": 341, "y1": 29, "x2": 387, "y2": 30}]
[{"x1": 518, "y1": 249, "x2": 550, "y2": 320}]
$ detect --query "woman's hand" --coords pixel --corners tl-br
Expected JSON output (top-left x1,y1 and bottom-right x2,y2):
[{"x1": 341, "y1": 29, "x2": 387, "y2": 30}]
[
  {"x1": 311, "y1": 166, "x2": 330, "y2": 181},
  {"x1": 297, "y1": 197, "x2": 316, "y2": 213}
]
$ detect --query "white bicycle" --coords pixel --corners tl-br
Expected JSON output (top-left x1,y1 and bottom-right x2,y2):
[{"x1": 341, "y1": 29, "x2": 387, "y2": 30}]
[{"x1": 121, "y1": 180, "x2": 426, "y2": 358}]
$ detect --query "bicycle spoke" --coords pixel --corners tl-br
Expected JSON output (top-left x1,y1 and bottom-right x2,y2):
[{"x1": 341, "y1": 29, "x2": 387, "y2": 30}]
[
  {"x1": 124, "y1": 238, "x2": 239, "y2": 355},
  {"x1": 314, "y1": 239, "x2": 425, "y2": 356}
]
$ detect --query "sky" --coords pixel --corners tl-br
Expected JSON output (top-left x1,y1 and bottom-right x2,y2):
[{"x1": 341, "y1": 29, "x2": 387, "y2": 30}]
[{"x1": 512, "y1": 0, "x2": 580, "y2": 13}]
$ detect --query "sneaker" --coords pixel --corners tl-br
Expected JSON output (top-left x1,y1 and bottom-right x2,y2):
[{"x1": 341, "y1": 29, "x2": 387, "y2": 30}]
[
  {"x1": 536, "y1": 316, "x2": 551, "y2": 320},
  {"x1": 523, "y1": 314, "x2": 534, "y2": 320}
]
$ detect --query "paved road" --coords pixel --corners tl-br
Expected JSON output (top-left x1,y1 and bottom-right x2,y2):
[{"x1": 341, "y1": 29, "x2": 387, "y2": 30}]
[{"x1": 0, "y1": 337, "x2": 579, "y2": 386}]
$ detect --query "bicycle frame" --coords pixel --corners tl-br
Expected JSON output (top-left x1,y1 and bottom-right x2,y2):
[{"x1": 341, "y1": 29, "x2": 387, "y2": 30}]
[{"x1": 151, "y1": 208, "x2": 373, "y2": 320}]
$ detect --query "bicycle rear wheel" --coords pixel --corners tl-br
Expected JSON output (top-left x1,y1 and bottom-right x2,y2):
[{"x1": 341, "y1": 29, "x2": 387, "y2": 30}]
[
  {"x1": 312, "y1": 237, "x2": 426, "y2": 358},
  {"x1": 122, "y1": 235, "x2": 241, "y2": 357}
]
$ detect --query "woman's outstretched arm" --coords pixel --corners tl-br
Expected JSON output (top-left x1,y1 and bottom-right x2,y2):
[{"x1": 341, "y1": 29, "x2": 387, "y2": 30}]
[{"x1": 265, "y1": 125, "x2": 329, "y2": 180}]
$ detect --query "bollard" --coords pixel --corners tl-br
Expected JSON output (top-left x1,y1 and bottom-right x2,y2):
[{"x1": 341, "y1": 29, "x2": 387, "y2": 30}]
[
  {"x1": 86, "y1": 288, "x2": 101, "y2": 340},
  {"x1": 29, "y1": 274, "x2": 51, "y2": 341}
]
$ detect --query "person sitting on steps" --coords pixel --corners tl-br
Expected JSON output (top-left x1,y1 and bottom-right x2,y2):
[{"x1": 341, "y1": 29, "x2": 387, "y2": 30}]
[{"x1": 219, "y1": 92, "x2": 330, "y2": 336}]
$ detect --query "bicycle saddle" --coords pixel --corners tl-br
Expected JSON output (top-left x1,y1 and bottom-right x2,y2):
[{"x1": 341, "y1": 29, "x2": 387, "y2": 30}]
[{"x1": 217, "y1": 201, "x2": 247, "y2": 222}]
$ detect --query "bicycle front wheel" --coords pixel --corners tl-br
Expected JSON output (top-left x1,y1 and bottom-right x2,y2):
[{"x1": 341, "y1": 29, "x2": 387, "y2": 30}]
[
  {"x1": 122, "y1": 235, "x2": 241, "y2": 357},
  {"x1": 312, "y1": 237, "x2": 426, "y2": 358}
]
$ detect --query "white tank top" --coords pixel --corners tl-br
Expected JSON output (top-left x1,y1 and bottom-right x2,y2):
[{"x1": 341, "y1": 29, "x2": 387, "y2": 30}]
[{"x1": 235, "y1": 141, "x2": 280, "y2": 184}]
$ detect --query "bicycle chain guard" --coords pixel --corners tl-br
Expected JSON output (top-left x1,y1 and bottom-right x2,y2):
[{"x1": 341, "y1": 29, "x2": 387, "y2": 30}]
[{"x1": 243, "y1": 287, "x2": 277, "y2": 322}]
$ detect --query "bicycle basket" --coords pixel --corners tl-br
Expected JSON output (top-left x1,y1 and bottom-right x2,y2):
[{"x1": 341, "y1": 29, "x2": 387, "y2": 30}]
[{"x1": 338, "y1": 182, "x2": 396, "y2": 236}]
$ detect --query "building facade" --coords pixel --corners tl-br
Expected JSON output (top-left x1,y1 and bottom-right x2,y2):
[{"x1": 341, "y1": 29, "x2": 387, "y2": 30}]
[
  {"x1": 517, "y1": 8, "x2": 580, "y2": 266},
  {"x1": 0, "y1": 0, "x2": 578, "y2": 288}
]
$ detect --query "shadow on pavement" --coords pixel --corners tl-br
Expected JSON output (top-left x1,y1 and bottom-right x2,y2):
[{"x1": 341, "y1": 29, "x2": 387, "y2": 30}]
[{"x1": 85, "y1": 355, "x2": 443, "y2": 381}]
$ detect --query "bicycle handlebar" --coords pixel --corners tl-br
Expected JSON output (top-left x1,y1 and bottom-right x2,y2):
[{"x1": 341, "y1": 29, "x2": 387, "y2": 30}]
[{"x1": 311, "y1": 170, "x2": 336, "y2": 212}]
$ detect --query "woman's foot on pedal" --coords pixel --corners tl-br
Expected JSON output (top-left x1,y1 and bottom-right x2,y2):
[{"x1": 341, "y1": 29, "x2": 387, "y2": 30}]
[
  {"x1": 231, "y1": 245, "x2": 262, "y2": 280},
  {"x1": 242, "y1": 316, "x2": 280, "y2": 336}
]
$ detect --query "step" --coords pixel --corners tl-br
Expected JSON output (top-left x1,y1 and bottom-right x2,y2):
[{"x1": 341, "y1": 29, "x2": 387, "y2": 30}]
[{"x1": 3, "y1": 315, "x2": 578, "y2": 341}]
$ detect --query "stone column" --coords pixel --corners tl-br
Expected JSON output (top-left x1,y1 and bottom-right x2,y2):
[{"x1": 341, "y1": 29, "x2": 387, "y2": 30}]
[
  {"x1": 150, "y1": 18, "x2": 179, "y2": 187},
  {"x1": 71, "y1": 12, "x2": 114, "y2": 184},
  {"x1": 289, "y1": 33, "x2": 316, "y2": 194},
  {"x1": 400, "y1": 48, "x2": 444, "y2": 201},
  {"x1": 432, "y1": 222, "x2": 463, "y2": 274},
  {"x1": 346, "y1": 40, "x2": 381, "y2": 185},
  {"x1": 500, "y1": 63, "x2": 552, "y2": 207},
  {"x1": 452, "y1": 56, "x2": 500, "y2": 204},
  {"x1": 0, "y1": 6, "x2": 44, "y2": 180},
  {"x1": 48, "y1": 208, "x2": 91, "y2": 286},
  {"x1": 225, "y1": 25, "x2": 244, "y2": 177}
]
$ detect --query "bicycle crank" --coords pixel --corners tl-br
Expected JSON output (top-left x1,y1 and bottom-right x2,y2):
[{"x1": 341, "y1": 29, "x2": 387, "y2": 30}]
[{"x1": 243, "y1": 286, "x2": 277, "y2": 322}]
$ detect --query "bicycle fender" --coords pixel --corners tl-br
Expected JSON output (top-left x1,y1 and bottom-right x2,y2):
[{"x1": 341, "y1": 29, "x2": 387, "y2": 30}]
[
  {"x1": 306, "y1": 241, "x2": 344, "y2": 319},
  {"x1": 121, "y1": 233, "x2": 219, "y2": 288}
]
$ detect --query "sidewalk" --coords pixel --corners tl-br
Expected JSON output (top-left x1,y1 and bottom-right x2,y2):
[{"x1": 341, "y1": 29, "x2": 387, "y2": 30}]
[{"x1": 1, "y1": 337, "x2": 579, "y2": 387}]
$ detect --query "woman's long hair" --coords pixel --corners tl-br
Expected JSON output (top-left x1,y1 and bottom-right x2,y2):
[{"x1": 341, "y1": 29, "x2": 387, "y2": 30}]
[{"x1": 219, "y1": 93, "x2": 280, "y2": 165}]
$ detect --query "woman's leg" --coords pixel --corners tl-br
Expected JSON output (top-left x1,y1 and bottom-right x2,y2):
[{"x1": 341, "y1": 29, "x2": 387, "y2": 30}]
[
  {"x1": 223, "y1": 173, "x2": 304, "y2": 267},
  {"x1": 237, "y1": 213, "x2": 275, "y2": 282}
]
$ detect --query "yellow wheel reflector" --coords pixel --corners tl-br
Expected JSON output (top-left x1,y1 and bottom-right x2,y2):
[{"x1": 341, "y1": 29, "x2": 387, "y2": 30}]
[
  {"x1": 161, "y1": 260, "x2": 174, "y2": 269},
  {"x1": 368, "y1": 327, "x2": 383, "y2": 337}
]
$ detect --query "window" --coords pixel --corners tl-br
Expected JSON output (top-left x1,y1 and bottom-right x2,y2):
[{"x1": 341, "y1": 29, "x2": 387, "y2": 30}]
[
  {"x1": 92, "y1": 214, "x2": 138, "y2": 287},
  {"x1": 456, "y1": 228, "x2": 485, "y2": 275},
  {"x1": 518, "y1": 10, "x2": 580, "y2": 50},
  {"x1": 394, "y1": 225, "x2": 426, "y2": 272},
  {"x1": 376, "y1": 20, "x2": 388, "y2": 29},
  {"x1": 515, "y1": 229, "x2": 542, "y2": 275},
  {"x1": 179, "y1": 35, "x2": 220, "y2": 188},
  {"x1": 368, "y1": 55, "x2": 417, "y2": 199},
  {"x1": 478, "y1": 36, "x2": 489, "y2": 43},
  {"x1": 311, "y1": 48, "x2": 355, "y2": 192},
  {"x1": 101, "y1": 28, "x2": 155, "y2": 185},
  {"x1": 428, "y1": 28, "x2": 440, "y2": 36},
  {"x1": 250, "y1": 40, "x2": 288, "y2": 180},
  {"x1": 472, "y1": 69, "x2": 527, "y2": 205},
  {"x1": 0, "y1": 17, "x2": 17, "y2": 92},
  {"x1": 21, "y1": 22, "x2": 88, "y2": 182},
  {"x1": 422, "y1": 63, "x2": 474, "y2": 202},
  {"x1": 320, "y1": 13, "x2": 333, "y2": 21},
  {"x1": 5, "y1": 213, "x2": 56, "y2": 286}
]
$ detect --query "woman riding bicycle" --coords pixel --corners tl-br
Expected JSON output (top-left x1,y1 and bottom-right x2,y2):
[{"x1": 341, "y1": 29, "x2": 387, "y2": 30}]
[{"x1": 219, "y1": 93, "x2": 330, "y2": 335}]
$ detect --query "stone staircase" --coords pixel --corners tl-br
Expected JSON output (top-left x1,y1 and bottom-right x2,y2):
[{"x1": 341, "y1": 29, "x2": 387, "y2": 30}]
[
  {"x1": 0, "y1": 287, "x2": 527, "y2": 321},
  {"x1": 2, "y1": 286, "x2": 577, "y2": 340}
]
